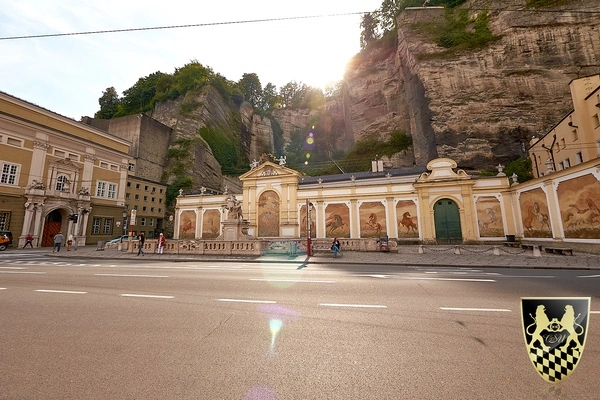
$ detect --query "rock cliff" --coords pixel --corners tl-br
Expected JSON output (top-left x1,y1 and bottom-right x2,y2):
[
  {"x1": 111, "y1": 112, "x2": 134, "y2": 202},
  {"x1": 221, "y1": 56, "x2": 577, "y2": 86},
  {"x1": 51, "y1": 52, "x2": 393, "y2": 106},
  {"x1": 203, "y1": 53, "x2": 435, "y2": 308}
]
[
  {"x1": 343, "y1": 0, "x2": 600, "y2": 170},
  {"x1": 151, "y1": 0, "x2": 600, "y2": 192}
]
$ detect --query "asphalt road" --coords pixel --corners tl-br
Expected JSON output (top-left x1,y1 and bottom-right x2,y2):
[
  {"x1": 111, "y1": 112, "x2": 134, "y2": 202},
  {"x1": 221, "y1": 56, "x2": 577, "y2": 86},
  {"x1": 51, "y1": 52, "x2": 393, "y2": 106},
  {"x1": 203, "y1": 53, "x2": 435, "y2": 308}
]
[{"x1": 1, "y1": 253, "x2": 599, "y2": 399}]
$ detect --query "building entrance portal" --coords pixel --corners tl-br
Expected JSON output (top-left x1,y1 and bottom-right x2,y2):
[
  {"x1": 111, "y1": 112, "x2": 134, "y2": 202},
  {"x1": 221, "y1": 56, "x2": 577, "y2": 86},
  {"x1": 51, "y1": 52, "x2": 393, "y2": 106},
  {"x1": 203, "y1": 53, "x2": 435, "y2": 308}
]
[
  {"x1": 434, "y1": 199, "x2": 462, "y2": 244},
  {"x1": 42, "y1": 209, "x2": 63, "y2": 247}
]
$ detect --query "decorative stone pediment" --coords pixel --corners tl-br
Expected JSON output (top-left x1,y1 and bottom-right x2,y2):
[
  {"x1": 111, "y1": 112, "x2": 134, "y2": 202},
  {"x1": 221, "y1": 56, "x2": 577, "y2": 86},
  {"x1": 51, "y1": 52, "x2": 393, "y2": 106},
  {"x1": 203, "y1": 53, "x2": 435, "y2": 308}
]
[
  {"x1": 416, "y1": 158, "x2": 471, "y2": 183},
  {"x1": 239, "y1": 161, "x2": 301, "y2": 181}
]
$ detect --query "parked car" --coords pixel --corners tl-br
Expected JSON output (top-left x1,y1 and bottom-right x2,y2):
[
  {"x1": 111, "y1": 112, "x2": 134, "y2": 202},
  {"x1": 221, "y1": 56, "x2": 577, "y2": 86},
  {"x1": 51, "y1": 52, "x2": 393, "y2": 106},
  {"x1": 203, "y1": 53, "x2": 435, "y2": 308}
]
[
  {"x1": 0, "y1": 230, "x2": 13, "y2": 251},
  {"x1": 106, "y1": 235, "x2": 129, "y2": 244}
]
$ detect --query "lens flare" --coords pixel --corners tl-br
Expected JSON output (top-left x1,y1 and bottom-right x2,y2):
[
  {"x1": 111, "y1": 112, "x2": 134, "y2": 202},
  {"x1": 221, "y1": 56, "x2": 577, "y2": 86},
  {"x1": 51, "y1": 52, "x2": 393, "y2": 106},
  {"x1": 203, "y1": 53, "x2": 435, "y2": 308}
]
[
  {"x1": 244, "y1": 388, "x2": 277, "y2": 400},
  {"x1": 258, "y1": 305, "x2": 300, "y2": 354}
]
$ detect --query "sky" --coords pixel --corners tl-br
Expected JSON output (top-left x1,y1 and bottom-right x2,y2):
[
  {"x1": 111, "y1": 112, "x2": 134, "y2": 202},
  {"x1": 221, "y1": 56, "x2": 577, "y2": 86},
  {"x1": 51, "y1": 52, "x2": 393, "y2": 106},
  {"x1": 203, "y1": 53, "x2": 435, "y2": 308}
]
[{"x1": 0, "y1": 0, "x2": 383, "y2": 120}]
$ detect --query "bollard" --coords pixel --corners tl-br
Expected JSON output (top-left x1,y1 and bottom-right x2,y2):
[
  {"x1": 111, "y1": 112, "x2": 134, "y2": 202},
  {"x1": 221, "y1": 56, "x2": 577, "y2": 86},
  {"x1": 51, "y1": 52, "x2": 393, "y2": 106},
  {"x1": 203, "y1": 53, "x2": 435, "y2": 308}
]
[
  {"x1": 533, "y1": 245, "x2": 541, "y2": 257},
  {"x1": 493, "y1": 246, "x2": 500, "y2": 256},
  {"x1": 418, "y1": 245, "x2": 424, "y2": 254},
  {"x1": 454, "y1": 245, "x2": 461, "y2": 255}
]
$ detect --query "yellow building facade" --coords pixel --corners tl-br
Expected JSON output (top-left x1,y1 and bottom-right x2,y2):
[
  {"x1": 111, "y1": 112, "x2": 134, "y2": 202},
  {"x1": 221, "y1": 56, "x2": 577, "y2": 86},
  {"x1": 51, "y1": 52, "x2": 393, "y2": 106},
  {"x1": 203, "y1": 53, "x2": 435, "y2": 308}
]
[
  {"x1": 175, "y1": 156, "x2": 599, "y2": 254},
  {"x1": 529, "y1": 74, "x2": 600, "y2": 177},
  {"x1": 0, "y1": 92, "x2": 132, "y2": 247}
]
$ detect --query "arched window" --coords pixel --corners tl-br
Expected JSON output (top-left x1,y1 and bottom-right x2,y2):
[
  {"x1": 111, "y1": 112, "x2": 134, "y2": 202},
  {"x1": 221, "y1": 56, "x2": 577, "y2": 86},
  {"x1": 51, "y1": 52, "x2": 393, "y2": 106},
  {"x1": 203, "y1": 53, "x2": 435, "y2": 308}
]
[{"x1": 56, "y1": 175, "x2": 70, "y2": 191}]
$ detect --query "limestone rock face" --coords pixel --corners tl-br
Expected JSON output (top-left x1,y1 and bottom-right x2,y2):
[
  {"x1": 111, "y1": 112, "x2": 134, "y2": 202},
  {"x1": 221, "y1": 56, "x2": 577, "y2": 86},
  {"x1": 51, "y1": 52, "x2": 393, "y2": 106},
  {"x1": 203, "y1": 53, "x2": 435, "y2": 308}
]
[
  {"x1": 149, "y1": 0, "x2": 600, "y2": 191},
  {"x1": 343, "y1": 0, "x2": 600, "y2": 170},
  {"x1": 151, "y1": 87, "x2": 238, "y2": 193}
]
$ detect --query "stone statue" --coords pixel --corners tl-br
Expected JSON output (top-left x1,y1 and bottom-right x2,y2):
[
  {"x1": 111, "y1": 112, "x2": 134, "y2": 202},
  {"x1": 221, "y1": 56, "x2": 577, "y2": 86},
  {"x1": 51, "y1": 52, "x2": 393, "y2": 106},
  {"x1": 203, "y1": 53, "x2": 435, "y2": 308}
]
[
  {"x1": 278, "y1": 155, "x2": 287, "y2": 166},
  {"x1": 224, "y1": 194, "x2": 243, "y2": 220},
  {"x1": 29, "y1": 180, "x2": 46, "y2": 190},
  {"x1": 250, "y1": 159, "x2": 259, "y2": 169}
]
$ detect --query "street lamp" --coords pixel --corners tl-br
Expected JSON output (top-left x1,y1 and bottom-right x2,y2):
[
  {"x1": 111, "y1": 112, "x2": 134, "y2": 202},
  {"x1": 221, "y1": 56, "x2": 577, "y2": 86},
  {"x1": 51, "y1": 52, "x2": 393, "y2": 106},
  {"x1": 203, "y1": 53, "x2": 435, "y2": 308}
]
[
  {"x1": 306, "y1": 200, "x2": 313, "y2": 256},
  {"x1": 122, "y1": 209, "x2": 128, "y2": 238}
]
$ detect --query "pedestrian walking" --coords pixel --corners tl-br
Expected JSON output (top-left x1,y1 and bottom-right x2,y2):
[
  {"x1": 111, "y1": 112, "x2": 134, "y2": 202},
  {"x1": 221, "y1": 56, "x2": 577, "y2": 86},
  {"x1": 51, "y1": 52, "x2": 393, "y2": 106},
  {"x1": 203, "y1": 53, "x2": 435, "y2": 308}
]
[
  {"x1": 23, "y1": 234, "x2": 34, "y2": 248},
  {"x1": 52, "y1": 232, "x2": 64, "y2": 252},
  {"x1": 157, "y1": 233, "x2": 166, "y2": 254},
  {"x1": 137, "y1": 233, "x2": 145, "y2": 256}
]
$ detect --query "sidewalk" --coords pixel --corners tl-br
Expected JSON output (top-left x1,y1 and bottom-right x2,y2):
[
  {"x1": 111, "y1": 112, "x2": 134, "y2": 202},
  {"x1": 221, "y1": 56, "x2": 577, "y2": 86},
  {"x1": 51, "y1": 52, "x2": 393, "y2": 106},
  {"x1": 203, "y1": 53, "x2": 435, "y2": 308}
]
[{"x1": 43, "y1": 244, "x2": 600, "y2": 270}]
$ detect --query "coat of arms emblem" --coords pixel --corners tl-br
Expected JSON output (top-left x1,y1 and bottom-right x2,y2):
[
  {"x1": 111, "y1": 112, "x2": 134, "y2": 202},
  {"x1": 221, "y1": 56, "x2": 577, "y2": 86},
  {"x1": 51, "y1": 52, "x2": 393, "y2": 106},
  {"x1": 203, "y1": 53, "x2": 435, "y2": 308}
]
[{"x1": 521, "y1": 297, "x2": 590, "y2": 383}]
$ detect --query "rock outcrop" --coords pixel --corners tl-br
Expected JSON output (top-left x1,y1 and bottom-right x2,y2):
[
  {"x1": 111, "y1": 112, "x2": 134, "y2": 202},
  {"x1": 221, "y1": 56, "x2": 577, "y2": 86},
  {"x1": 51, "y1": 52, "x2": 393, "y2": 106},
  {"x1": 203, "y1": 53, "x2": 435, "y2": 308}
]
[
  {"x1": 149, "y1": 0, "x2": 600, "y2": 192},
  {"x1": 343, "y1": 0, "x2": 600, "y2": 170}
]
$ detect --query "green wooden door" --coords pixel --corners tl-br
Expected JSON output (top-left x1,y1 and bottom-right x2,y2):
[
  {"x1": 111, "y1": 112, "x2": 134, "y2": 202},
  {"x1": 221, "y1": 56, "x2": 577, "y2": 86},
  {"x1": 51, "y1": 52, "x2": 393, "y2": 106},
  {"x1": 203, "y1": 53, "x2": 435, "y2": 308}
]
[{"x1": 434, "y1": 199, "x2": 462, "y2": 244}]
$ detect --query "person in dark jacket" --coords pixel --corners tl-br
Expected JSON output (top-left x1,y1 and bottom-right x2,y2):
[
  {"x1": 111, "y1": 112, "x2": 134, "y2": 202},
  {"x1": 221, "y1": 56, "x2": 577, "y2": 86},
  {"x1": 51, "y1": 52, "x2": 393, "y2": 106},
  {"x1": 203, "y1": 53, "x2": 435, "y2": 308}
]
[{"x1": 137, "y1": 233, "x2": 145, "y2": 256}]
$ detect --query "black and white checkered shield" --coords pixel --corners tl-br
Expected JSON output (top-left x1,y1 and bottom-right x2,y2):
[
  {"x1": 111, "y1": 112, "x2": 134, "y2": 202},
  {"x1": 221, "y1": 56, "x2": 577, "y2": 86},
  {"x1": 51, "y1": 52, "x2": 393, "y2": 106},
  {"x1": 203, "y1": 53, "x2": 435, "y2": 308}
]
[{"x1": 521, "y1": 297, "x2": 590, "y2": 383}]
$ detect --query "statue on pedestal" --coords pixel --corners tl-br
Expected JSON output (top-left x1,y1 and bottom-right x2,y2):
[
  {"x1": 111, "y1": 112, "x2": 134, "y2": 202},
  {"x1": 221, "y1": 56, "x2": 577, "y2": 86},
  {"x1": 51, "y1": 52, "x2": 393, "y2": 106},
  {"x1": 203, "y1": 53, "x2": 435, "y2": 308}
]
[{"x1": 224, "y1": 194, "x2": 243, "y2": 220}]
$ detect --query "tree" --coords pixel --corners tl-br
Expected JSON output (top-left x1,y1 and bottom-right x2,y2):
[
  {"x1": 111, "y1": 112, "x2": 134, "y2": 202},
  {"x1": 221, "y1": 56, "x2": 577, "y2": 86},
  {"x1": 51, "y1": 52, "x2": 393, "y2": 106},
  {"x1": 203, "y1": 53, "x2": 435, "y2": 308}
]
[
  {"x1": 360, "y1": 12, "x2": 379, "y2": 49},
  {"x1": 259, "y1": 82, "x2": 279, "y2": 111},
  {"x1": 172, "y1": 61, "x2": 213, "y2": 96},
  {"x1": 279, "y1": 81, "x2": 308, "y2": 108},
  {"x1": 95, "y1": 87, "x2": 120, "y2": 119},
  {"x1": 118, "y1": 72, "x2": 166, "y2": 115},
  {"x1": 238, "y1": 73, "x2": 262, "y2": 106}
]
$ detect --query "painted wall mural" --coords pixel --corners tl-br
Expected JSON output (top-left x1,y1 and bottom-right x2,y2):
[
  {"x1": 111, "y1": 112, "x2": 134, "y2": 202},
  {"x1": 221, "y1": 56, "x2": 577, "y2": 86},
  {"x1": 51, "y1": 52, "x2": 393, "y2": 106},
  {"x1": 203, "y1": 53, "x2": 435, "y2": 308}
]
[
  {"x1": 396, "y1": 200, "x2": 418, "y2": 238},
  {"x1": 258, "y1": 190, "x2": 280, "y2": 237},
  {"x1": 556, "y1": 173, "x2": 600, "y2": 239},
  {"x1": 299, "y1": 204, "x2": 316, "y2": 238},
  {"x1": 179, "y1": 210, "x2": 196, "y2": 239},
  {"x1": 324, "y1": 203, "x2": 350, "y2": 238},
  {"x1": 519, "y1": 188, "x2": 552, "y2": 238},
  {"x1": 359, "y1": 201, "x2": 386, "y2": 238},
  {"x1": 202, "y1": 209, "x2": 221, "y2": 239},
  {"x1": 476, "y1": 196, "x2": 504, "y2": 238}
]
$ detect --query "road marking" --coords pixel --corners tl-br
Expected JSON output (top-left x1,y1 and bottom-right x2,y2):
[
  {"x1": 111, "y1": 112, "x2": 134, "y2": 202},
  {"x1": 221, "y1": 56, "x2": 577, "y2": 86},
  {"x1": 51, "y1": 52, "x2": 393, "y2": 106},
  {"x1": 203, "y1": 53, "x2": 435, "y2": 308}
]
[
  {"x1": 440, "y1": 307, "x2": 511, "y2": 312},
  {"x1": 405, "y1": 277, "x2": 496, "y2": 282},
  {"x1": 120, "y1": 294, "x2": 174, "y2": 299},
  {"x1": 350, "y1": 274, "x2": 391, "y2": 278},
  {"x1": 320, "y1": 303, "x2": 387, "y2": 308},
  {"x1": 0, "y1": 271, "x2": 46, "y2": 274},
  {"x1": 0, "y1": 266, "x2": 26, "y2": 269},
  {"x1": 591, "y1": 311, "x2": 600, "y2": 314},
  {"x1": 249, "y1": 279, "x2": 335, "y2": 283},
  {"x1": 94, "y1": 273, "x2": 169, "y2": 278},
  {"x1": 35, "y1": 289, "x2": 87, "y2": 294},
  {"x1": 218, "y1": 299, "x2": 276, "y2": 304},
  {"x1": 0, "y1": 288, "x2": 6, "y2": 290},
  {"x1": 578, "y1": 274, "x2": 600, "y2": 278}
]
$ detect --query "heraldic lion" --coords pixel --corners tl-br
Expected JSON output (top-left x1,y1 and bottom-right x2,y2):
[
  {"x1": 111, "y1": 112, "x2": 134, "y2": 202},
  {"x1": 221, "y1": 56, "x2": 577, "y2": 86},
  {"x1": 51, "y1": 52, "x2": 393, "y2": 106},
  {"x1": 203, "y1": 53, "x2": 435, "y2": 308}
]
[
  {"x1": 560, "y1": 304, "x2": 583, "y2": 351},
  {"x1": 527, "y1": 304, "x2": 551, "y2": 351}
]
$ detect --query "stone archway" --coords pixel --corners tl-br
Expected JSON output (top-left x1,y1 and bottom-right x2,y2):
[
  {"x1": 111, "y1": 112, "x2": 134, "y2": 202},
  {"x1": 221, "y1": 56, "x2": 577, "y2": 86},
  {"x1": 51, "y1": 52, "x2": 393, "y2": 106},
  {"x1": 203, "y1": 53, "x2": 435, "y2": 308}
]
[
  {"x1": 42, "y1": 209, "x2": 64, "y2": 247},
  {"x1": 434, "y1": 198, "x2": 462, "y2": 244}
]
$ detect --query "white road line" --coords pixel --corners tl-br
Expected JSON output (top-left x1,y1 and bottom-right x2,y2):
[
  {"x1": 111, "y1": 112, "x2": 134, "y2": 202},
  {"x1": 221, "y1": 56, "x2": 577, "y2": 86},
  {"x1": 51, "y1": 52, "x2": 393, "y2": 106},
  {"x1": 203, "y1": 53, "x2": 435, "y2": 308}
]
[
  {"x1": 0, "y1": 271, "x2": 46, "y2": 274},
  {"x1": 405, "y1": 277, "x2": 496, "y2": 282},
  {"x1": 0, "y1": 266, "x2": 26, "y2": 269},
  {"x1": 320, "y1": 303, "x2": 387, "y2": 308},
  {"x1": 218, "y1": 299, "x2": 276, "y2": 304},
  {"x1": 35, "y1": 289, "x2": 87, "y2": 294},
  {"x1": 94, "y1": 273, "x2": 169, "y2": 278},
  {"x1": 0, "y1": 288, "x2": 6, "y2": 290},
  {"x1": 440, "y1": 307, "x2": 511, "y2": 312},
  {"x1": 120, "y1": 294, "x2": 174, "y2": 299},
  {"x1": 578, "y1": 274, "x2": 600, "y2": 278},
  {"x1": 249, "y1": 279, "x2": 335, "y2": 283},
  {"x1": 590, "y1": 311, "x2": 600, "y2": 314}
]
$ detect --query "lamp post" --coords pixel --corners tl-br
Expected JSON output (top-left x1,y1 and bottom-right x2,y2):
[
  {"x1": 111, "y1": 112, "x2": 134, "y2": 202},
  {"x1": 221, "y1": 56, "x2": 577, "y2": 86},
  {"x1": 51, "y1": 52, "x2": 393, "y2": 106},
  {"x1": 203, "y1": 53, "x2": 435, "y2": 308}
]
[
  {"x1": 122, "y1": 209, "x2": 128, "y2": 238},
  {"x1": 306, "y1": 200, "x2": 313, "y2": 256}
]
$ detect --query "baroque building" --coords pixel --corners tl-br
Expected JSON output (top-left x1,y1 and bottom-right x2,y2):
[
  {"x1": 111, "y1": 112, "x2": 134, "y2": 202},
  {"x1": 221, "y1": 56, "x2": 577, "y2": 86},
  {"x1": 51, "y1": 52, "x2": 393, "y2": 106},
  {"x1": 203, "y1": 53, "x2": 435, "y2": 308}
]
[{"x1": 0, "y1": 91, "x2": 131, "y2": 247}]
